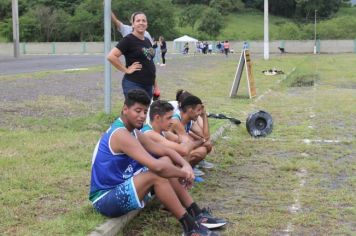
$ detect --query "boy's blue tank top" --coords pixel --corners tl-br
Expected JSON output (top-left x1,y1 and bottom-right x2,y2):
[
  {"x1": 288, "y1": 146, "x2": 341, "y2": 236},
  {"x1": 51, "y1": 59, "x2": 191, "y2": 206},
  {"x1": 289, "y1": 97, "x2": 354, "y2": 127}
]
[
  {"x1": 89, "y1": 118, "x2": 144, "y2": 201},
  {"x1": 172, "y1": 112, "x2": 192, "y2": 134}
]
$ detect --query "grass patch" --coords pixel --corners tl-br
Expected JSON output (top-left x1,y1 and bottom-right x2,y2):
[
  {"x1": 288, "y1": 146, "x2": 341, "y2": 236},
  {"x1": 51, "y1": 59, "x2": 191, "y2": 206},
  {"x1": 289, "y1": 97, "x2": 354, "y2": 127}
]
[{"x1": 1, "y1": 53, "x2": 355, "y2": 235}]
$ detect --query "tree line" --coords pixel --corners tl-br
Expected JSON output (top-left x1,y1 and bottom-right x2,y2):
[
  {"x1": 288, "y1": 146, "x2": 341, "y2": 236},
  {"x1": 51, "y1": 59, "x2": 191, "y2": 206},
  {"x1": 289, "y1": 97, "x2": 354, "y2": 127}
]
[{"x1": 0, "y1": 0, "x2": 354, "y2": 42}]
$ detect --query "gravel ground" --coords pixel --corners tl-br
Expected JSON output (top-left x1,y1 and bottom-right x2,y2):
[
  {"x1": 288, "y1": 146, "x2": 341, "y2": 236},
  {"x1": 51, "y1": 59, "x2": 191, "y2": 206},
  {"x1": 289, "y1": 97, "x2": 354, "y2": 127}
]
[{"x1": 0, "y1": 53, "x2": 240, "y2": 127}]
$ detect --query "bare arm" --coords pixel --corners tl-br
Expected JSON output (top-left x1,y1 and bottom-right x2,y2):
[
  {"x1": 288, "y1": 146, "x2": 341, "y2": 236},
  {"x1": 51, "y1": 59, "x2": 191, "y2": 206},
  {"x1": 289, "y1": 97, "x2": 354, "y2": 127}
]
[
  {"x1": 145, "y1": 131, "x2": 204, "y2": 157},
  {"x1": 201, "y1": 105, "x2": 210, "y2": 139},
  {"x1": 111, "y1": 11, "x2": 122, "y2": 30},
  {"x1": 137, "y1": 130, "x2": 190, "y2": 169},
  {"x1": 107, "y1": 47, "x2": 142, "y2": 74},
  {"x1": 153, "y1": 80, "x2": 160, "y2": 96},
  {"x1": 169, "y1": 119, "x2": 190, "y2": 143},
  {"x1": 111, "y1": 129, "x2": 192, "y2": 180}
]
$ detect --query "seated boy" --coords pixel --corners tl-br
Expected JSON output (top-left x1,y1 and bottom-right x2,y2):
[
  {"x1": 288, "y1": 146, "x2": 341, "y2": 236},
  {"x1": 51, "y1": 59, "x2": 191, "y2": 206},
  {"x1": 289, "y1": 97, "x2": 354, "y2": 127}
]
[
  {"x1": 89, "y1": 89, "x2": 221, "y2": 236},
  {"x1": 170, "y1": 90, "x2": 214, "y2": 170},
  {"x1": 141, "y1": 100, "x2": 227, "y2": 229},
  {"x1": 169, "y1": 95, "x2": 213, "y2": 167}
]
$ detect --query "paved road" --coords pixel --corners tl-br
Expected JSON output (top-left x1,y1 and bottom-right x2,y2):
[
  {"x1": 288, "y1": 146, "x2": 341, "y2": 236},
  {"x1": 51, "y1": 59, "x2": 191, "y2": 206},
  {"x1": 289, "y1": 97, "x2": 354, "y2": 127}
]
[
  {"x1": 0, "y1": 55, "x2": 105, "y2": 75},
  {"x1": 0, "y1": 53, "x2": 194, "y2": 75}
]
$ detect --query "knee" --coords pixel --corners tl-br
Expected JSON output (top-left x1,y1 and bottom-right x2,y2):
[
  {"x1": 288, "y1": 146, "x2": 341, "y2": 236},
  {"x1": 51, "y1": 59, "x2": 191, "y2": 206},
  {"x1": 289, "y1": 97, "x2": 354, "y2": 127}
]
[
  {"x1": 190, "y1": 148, "x2": 207, "y2": 162},
  {"x1": 149, "y1": 171, "x2": 170, "y2": 185},
  {"x1": 205, "y1": 144, "x2": 213, "y2": 153},
  {"x1": 159, "y1": 156, "x2": 173, "y2": 164}
]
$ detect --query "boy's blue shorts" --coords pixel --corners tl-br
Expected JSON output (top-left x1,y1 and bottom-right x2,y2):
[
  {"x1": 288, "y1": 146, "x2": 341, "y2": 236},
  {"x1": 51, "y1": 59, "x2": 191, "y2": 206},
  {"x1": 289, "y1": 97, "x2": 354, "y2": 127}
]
[{"x1": 93, "y1": 177, "x2": 153, "y2": 218}]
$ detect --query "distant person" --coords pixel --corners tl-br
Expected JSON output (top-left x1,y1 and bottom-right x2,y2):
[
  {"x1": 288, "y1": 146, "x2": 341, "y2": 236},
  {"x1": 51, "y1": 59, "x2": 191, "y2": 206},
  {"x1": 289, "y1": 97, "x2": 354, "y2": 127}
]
[
  {"x1": 159, "y1": 36, "x2": 167, "y2": 66},
  {"x1": 208, "y1": 43, "x2": 213, "y2": 54},
  {"x1": 152, "y1": 38, "x2": 161, "y2": 64},
  {"x1": 223, "y1": 40, "x2": 230, "y2": 57},
  {"x1": 216, "y1": 42, "x2": 222, "y2": 53},
  {"x1": 89, "y1": 89, "x2": 223, "y2": 236},
  {"x1": 107, "y1": 12, "x2": 160, "y2": 99},
  {"x1": 183, "y1": 42, "x2": 189, "y2": 54}
]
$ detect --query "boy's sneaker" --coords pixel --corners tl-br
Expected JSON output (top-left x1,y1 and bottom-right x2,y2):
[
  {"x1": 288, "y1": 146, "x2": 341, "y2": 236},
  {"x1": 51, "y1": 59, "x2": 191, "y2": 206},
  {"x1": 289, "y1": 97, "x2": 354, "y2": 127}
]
[
  {"x1": 195, "y1": 208, "x2": 227, "y2": 229},
  {"x1": 183, "y1": 226, "x2": 220, "y2": 236},
  {"x1": 194, "y1": 176, "x2": 205, "y2": 183},
  {"x1": 193, "y1": 167, "x2": 205, "y2": 176},
  {"x1": 198, "y1": 160, "x2": 215, "y2": 169}
]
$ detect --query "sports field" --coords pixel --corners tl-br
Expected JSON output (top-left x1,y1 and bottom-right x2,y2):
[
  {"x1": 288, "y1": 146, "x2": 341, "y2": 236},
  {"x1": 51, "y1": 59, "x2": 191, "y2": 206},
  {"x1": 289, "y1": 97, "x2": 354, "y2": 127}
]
[{"x1": 0, "y1": 53, "x2": 355, "y2": 235}]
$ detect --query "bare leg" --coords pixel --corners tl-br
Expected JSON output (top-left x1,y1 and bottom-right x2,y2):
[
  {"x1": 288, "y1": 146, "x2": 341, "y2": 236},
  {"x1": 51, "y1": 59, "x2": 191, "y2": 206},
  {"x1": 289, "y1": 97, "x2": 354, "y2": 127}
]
[
  {"x1": 169, "y1": 178, "x2": 194, "y2": 208},
  {"x1": 133, "y1": 157, "x2": 186, "y2": 219},
  {"x1": 189, "y1": 146, "x2": 207, "y2": 166}
]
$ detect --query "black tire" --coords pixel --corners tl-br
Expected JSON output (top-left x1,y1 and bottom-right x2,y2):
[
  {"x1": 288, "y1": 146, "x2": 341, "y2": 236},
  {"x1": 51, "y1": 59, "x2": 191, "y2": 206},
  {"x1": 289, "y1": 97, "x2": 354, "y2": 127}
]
[{"x1": 246, "y1": 110, "x2": 273, "y2": 137}]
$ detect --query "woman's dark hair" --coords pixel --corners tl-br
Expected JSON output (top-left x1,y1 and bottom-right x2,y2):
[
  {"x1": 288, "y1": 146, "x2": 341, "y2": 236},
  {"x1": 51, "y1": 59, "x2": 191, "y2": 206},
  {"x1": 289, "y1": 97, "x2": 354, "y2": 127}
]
[
  {"x1": 149, "y1": 100, "x2": 174, "y2": 121},
  {"x1": 175, "y1": 89, "x2": 192, "y2": 103},
  {"x1": 124, "y1": 89, "x2": 150, "y2": 107},
  {"x1": 130, "y1": 11, "x2": 146, "y2": 23}
]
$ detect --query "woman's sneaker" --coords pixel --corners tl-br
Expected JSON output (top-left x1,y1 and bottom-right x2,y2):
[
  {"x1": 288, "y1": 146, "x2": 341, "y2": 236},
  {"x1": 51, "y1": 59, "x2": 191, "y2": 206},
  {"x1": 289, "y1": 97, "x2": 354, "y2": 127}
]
[{"x1": 195, "y1": 208, "x2": 227, "y2": 229}]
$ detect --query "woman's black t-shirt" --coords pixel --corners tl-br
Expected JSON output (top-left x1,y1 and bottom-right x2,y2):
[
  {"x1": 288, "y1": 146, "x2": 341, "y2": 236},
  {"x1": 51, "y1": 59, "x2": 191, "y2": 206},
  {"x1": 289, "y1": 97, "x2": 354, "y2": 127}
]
[
  {"x1": 161, "y1": 41, "x2": 167, "y2": 52},
  {"x1": 116, "y1": 34, "x2": 156, "y2": 85}
]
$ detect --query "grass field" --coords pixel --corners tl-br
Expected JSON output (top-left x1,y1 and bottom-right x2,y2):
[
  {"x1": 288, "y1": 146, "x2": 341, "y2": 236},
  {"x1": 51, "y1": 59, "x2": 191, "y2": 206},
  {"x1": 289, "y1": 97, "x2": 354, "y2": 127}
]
[
  {"x1": 176, "y1": 9, "x2": 292, "y2": 40},
  {"x1": 0, "y1": 53, "x2": 355, "y2": 235}
]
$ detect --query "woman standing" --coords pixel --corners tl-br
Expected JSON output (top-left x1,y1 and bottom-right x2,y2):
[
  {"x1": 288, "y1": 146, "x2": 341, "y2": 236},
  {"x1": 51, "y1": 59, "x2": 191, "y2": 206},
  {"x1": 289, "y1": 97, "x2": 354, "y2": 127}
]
[
  {"x1": 107, "y1": 12, "x2": 159, "y2": 99},
  {"x1": 159, "y1": 36, "x2": 167, "y2": 66}
]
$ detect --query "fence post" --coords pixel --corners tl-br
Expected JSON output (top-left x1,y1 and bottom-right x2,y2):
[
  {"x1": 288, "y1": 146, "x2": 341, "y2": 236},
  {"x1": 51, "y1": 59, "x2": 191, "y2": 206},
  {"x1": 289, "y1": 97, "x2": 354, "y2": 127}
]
[
  {"x1": 51, "y1": 42, "x2": 56, "y2": 54},
  {"x1": 82, "y1": 41, "x2": 87, "y2": 54},
  {"x1": 21, "y1": 42, "x2": 26, "y2": 55},
  {"x1": 279, "y1": 40, "x2": 285, "y2": 49},
  {"x1": 316, "y1": 39, "x2": 321, "y2": 53}
]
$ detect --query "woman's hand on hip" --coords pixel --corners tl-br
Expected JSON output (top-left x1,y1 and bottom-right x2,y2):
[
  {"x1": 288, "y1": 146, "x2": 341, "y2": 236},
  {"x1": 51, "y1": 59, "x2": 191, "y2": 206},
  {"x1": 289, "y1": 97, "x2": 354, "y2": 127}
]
[{"x1": 126, "y1": 62, "x2": 142, "y2": 74}]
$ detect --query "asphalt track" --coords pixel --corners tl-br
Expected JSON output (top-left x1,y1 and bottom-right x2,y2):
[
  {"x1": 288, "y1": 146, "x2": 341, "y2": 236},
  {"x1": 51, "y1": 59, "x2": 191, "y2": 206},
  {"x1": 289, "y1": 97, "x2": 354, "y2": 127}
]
[
  {"x1": 0, "y1": 55, "x2": 104, "y2": 75},
  {"x1": 0, "y1": 53, "x2": 192, "y2": 76}
]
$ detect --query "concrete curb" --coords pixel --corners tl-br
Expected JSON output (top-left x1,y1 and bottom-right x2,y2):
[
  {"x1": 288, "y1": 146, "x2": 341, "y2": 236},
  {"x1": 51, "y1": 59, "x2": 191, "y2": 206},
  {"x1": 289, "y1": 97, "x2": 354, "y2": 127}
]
[{"x1": 87, "y1": 122, "x2": 232, "y2": 236}]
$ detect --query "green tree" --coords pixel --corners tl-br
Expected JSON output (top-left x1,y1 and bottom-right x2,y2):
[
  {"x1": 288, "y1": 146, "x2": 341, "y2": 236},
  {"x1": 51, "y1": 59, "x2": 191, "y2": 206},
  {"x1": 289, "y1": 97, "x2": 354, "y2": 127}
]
[
  {"x1": 197, "y1": 7, "x2": 224, "y2": 39},
  {"x1": 0, "y1": 0, "x2": 11, "y2": 20},
  {"x1": 275, "y1": 22, "x2": 301, "y2": 39},
  {"x1": 172, "y1": 0, "x2": 210, "y2": 4},
  {"x1": 179, "y1": 4, "x2": 205, "y2": 29},
  {"x1": 269, "y1": 0, "x2": 296, "y2": 17},
  {"x1": 112, "y1": 0, "x2": 178, "y2": 40},
  {"x1": 295, "y1": 0, "x2": 342, "y2": 19},
  {"x1": 68, "y1": 0, "x2": 103, "y2": 41},
  {"x1": 19, "y1": 14, "x2": 40, "y2": 42},
  {"x1": 210, "y1": 0, "x2": 244, "y2": 15}
]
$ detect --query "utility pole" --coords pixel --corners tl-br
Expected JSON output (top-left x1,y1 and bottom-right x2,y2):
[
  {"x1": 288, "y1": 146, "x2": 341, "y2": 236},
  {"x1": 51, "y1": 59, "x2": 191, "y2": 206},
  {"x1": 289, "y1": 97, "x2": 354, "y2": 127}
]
[
  {"x1": 313, "y1": 10, "x2": 317, "y2": 54},
  {"x1": 11, "y1": 0, "x2": 20, "y2": 58},
  {"x1": 104, "y1": 0, "x2": 112, "y2": 114},
  {"x1": 264, "y1": 0, "x2": 269, "y2": 60}
]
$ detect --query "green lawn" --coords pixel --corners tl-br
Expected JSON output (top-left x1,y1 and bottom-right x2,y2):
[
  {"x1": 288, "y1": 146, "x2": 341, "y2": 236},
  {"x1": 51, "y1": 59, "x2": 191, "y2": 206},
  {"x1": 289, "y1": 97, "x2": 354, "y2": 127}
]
[
  {"x1": 175, "y1": 9, "x2": 291, "y2": 41},
  {"x1": 0, "y1": 53, "x2": 355, "y2": 235}
]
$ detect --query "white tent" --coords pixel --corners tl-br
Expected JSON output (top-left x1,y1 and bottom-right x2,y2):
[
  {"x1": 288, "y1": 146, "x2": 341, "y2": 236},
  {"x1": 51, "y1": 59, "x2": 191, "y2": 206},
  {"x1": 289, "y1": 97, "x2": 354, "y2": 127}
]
[{"x1": 173, "y1": 35, "x2": 199, "y2": 53}]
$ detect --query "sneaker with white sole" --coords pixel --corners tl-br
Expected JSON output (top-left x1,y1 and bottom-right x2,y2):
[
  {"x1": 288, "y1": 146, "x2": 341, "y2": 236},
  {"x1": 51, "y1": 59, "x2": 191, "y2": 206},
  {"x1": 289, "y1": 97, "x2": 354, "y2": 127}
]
[
  {"x1": 182, "y1": 224, "x2": 220, "y2": 236},
  {"x1": 193, "y1": 167, "x2": 205, "y2": 176},
  {"x1": 198, "y1": 160, "x2": 215, "y2": 169},
  {"x1": 195, "y1": 208, "x2": 227, "y2": 229}
]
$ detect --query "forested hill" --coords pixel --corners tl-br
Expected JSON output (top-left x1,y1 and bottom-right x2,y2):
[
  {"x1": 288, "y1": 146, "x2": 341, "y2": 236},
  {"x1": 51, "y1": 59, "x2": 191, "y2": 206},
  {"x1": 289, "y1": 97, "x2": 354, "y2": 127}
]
[{"x1": 0, "y1": 0, "x2": 355, "y2": 42}]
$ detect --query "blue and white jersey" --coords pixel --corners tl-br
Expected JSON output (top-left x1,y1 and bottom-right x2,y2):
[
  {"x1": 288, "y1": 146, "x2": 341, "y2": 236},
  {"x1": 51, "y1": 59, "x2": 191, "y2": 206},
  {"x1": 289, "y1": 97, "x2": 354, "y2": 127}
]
[
  {"x1": 172, "y1": 112, "x2": 192, "y2": 134},
  {"x1": 89, "y1": 118, "x2": 145, "y2": 202},
  {"x1": 140, "y1": 123, "x2": 165, "y2": 137},
  {"x1": 140, "y1": 123, "x2": 153, "y2": 134}
]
